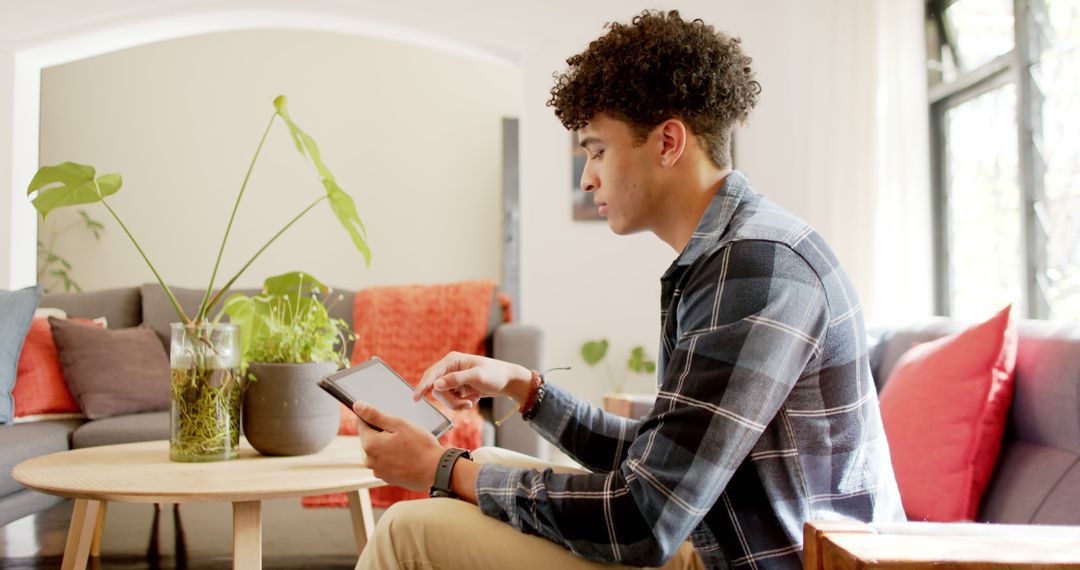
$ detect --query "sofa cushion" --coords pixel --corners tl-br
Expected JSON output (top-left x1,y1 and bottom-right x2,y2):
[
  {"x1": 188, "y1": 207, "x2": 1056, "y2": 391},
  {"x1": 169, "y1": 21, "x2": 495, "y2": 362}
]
[
  {"x1": 1009, "y1": 320, "x2": 1080, "y2": 454},
  {"x1": 978, "y1": 319, "x2": 1080, "y2": 524},
  {"x1": 71, "y1": 411, "x2": 169, "y2": 448},
  {"x1": 0, "y1": 286, "x2": 42, "y2": 425},
  {"x1": 875, "y1": 318, "x2": 964, "y2": 385},
  {"x1": 0, "y1": 419, "x2": 82, "y2": 497},
  {"x1": 879, "y1": 305, "x2": 1017, "y2": 521},
  {"x1": 140, "y1": 283, "x2": 213, "y2": 351},
  {"x1": 40, "y1": 286, "x2": 141, "y2": 329},
  {"x1": 0, "y1": 488, "x2": 66, "y2": 528},
  {"x1": 140, "y1": 283, "x2": 261, "y2": 351},
  {"x1": 979, "y1": 441, "x2": 1079, "y2": 524},
  {"x1": 13, "y1": 317, "x2": 102, "y2": 421},
  {"x1": 49, "y1": 318, "x2": 170, "y2": 420}
]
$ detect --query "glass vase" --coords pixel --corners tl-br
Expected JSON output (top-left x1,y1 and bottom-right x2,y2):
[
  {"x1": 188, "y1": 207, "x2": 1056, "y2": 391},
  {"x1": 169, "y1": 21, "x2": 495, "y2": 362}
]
[{"x1": 169, "y1": 322, "x2": 243, "y2": 462}]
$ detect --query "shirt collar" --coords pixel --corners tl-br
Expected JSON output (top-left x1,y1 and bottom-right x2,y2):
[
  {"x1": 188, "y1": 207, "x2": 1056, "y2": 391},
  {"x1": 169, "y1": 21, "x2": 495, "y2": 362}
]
[{"x1": 662, "y1": 170, "x2": 750, "y2": 279}]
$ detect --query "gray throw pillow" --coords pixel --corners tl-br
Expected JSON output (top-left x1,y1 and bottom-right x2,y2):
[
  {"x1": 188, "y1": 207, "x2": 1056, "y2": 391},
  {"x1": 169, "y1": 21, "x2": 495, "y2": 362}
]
[
  {"x1": 49, "y1": 317, "x2": 170, "y2": 420},
  {"x1": 0, "y1": 286, "x2": 43, "y2": 425}
]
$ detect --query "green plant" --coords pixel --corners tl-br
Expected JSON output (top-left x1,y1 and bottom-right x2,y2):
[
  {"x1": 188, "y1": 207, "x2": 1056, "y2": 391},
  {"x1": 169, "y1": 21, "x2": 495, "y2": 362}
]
[
  {"x1": 25, "y1": 95, "x2": 370, "y2": 326},
  {"x1": 222, "y1": 271, "x2": 352, "y2": 369},
  {"x1": 581, "y1": 339, "x2": 657, "y2": 393},
  {"x1": 36, "y1": 209, "x2": 105, "y2": 292},
  {"x1": 25, "y1": 96, "x2": 370, "y2": 461}
]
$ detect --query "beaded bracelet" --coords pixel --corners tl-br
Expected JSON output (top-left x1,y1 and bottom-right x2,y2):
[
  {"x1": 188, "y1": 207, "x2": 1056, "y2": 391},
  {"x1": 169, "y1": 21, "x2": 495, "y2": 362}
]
[
  {"x1": 519, "y1": 369, "x2": 543, "y2": 414},
  {"x1": 520, "y1": 370, "x2": 546, "y2": 422},
  {"x1": 493, "y1": 366, "x2": 570, "y2": 426},
  {"x1": 493, "y1": 370, "x2": 542, "y2": 427}
]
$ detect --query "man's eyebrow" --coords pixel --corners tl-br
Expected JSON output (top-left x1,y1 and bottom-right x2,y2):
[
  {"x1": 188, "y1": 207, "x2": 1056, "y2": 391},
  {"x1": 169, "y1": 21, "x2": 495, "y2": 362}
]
[{"x1": 579, "y1": 136, "x2": 601, "y2": 149}]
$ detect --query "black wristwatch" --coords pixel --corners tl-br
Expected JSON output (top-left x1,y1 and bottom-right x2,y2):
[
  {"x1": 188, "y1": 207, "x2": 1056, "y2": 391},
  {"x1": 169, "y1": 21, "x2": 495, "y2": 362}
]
[{"x1": 430, "y1": 448, "x2": 471, "y2": 498}]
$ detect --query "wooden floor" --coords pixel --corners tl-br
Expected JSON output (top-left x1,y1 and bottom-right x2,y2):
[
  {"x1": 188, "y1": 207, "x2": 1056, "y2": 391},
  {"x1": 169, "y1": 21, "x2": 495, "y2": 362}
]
[{"x1": 0, "y1": 499, "x2": 381, "y2": 569}]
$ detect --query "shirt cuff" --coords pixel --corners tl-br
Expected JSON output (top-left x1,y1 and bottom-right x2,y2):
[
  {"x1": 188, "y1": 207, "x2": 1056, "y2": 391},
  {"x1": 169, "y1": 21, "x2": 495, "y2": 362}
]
[
  {"x1": 526, "y1": 381, "x2": 577, "y2": 443},
  {"x1": 476, "y1": 462, "x2": 527, "y2": 525}
]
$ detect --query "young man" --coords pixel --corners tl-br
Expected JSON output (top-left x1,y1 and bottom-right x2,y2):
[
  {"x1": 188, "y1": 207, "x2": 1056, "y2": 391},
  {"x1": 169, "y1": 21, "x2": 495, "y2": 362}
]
[{"x1": 353, "y1": 10, "x2": 904, "y2": 569}]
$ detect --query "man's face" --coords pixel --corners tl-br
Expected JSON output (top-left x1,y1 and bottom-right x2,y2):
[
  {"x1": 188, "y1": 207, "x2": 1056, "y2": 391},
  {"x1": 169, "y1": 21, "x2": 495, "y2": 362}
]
[{"x1": 577, "y1": 113, "x2": 660, "y2": 236}]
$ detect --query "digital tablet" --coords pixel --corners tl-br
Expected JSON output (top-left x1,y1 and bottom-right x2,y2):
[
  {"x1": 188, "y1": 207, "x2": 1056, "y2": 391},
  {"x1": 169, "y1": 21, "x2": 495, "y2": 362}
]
[{"x1": 318, "y1": 356, "x2": 453, "y2": 437}]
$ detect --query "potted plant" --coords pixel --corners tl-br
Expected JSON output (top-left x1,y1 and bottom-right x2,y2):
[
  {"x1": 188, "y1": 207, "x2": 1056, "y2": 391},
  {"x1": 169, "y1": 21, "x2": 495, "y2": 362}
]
[
  {"x1": 26, "y1": 96, "x2": 371, "y2": 462},
  {"x1": 222, "y1": 271, "x2": 351, "y2": 456},
  {"x1": 580, "y1": 339, "x2": 657, "y2": 418}
]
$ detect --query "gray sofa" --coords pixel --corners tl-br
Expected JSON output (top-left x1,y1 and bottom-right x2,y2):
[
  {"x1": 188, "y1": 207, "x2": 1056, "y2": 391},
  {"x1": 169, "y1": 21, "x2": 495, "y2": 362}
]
[
  {"x1": 0, "y1": 283, "x2": 544, "y2": 528},
  {"x1": 870, "y1": 317, "x2": 1080, "y2": 524}
]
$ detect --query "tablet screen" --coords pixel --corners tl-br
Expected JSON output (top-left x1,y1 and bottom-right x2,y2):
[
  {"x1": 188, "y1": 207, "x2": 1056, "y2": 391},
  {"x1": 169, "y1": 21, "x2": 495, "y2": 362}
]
[{"x1": 323, "y1": 357, "x2": 452, "y2": 437}]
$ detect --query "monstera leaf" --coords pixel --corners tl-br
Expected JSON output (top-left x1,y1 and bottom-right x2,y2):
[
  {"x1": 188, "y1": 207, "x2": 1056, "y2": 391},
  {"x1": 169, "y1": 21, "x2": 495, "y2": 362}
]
[
  {"x1": 28, "y1": 96, "x2": 373, "y2": 328},
  {"x1": 274, "y1": 95, "x2": 371, "y2": 266},
  {"x1": 27, "y1": 162, "x2": 122, "y2": 219}
]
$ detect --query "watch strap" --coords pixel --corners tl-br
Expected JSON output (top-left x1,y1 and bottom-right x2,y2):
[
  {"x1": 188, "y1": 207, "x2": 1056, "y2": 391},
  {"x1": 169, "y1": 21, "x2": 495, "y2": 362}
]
[{"x1": 430, "y1": 447, "x2": 471, "y2": 498}]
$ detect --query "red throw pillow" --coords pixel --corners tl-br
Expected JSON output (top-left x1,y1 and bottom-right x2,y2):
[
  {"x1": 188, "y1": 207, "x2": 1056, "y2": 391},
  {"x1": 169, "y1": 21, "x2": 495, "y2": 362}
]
[
  {"x1": 13, "y1": 317, "x2": 102, "y2": 421},
  {"x1": 879, "y1": 305, "x2": 1017, "y2": 521}
]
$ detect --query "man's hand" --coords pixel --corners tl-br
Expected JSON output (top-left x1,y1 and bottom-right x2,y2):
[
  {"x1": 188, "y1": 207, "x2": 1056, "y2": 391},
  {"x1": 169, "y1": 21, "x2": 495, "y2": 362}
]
[
  {"x1": 352, "y1": 401, "x2": 445, "y2": 491},
  {"x1": 413, "y1": 352, "x2": 534, "y2": 410}
]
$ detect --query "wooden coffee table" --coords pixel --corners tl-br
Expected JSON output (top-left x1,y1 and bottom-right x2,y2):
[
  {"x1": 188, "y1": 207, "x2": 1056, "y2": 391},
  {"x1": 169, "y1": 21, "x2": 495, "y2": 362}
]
[{"x1": 13, "y1": 436, "x2": 384, "y2": 570}]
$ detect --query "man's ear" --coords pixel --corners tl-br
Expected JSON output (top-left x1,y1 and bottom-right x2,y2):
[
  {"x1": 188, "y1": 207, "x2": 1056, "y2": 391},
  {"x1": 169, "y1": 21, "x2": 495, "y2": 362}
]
[{"x1": 657, "y1": 119, "x2": 687, "y2": 167}]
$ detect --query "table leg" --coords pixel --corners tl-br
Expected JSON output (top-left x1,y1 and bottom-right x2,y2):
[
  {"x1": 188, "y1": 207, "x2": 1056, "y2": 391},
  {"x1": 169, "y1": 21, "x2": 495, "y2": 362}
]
[
  {"x1": 61, "y1": 499, "x2": 102, "y2": 570},
  {"x1": 232, "y1": 500, "x2": 262, "y2": 570},
  {"x1": 347, "y1": 489, "x2": 376, "y2": 554},
  {"x1": 90, "y1": 501, "x2": 107, "y2": 557}
]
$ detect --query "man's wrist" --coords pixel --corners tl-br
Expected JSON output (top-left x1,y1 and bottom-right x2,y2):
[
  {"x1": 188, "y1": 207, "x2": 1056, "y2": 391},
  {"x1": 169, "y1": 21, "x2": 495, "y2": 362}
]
[
  {"x1": 504, "y1": 366, "x2": 534, "y2": 406},
  {"x1": 449, "y1": 458, "x2": 480, "y2": 504},
  {"x1": 430, "y1": 448, "x2": 471, "y2": 498}
]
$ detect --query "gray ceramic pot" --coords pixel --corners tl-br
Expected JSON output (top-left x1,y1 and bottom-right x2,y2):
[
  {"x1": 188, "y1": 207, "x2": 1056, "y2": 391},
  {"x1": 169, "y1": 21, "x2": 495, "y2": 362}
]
[{"x1": 243, "y1": 361, "x2": 340, "y2": 456}]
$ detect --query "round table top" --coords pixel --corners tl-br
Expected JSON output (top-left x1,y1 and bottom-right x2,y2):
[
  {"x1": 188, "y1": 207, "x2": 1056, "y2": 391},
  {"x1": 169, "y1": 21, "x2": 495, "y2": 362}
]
[{"x1": 13, "y1": 436, "x2": 383, "y2": 504}]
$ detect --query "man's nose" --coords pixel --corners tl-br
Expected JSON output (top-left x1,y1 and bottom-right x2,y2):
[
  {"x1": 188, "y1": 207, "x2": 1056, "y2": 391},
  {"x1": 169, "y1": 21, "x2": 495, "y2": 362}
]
[{"x1": 580, "y1": 172, "x2": 597, "y2": 193}]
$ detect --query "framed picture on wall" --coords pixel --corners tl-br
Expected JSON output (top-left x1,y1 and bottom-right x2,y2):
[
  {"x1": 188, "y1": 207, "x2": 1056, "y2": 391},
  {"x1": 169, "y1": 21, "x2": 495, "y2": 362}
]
[{"x1": 571, "y1": 134, "x2": 601, "y2": 221}]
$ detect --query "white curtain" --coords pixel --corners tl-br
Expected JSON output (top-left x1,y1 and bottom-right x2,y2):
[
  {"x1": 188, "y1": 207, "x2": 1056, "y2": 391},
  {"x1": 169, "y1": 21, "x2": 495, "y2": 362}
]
[
  {"x1": 868, "y1": 0, "x2": 935, "y2": 323},
  {"x1": 738, "y1": 0, "x2": 933, "y2": 324}
]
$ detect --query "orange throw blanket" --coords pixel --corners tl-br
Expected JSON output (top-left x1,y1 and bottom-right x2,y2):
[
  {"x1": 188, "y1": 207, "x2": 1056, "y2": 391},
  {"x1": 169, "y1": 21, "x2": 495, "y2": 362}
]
[{"x1": 303, "y1": 280, "x2": 512, "y2": 509}]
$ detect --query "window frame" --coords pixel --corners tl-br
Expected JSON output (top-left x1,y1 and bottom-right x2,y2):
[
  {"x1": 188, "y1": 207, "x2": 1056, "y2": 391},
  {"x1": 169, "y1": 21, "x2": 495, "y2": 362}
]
[{"x1": 928, "y1": 0, "x2": 1049, "y2": 318}]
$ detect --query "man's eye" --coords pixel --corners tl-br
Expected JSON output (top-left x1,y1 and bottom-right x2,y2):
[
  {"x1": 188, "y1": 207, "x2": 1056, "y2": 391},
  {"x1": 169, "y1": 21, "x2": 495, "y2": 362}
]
[{"x1": 591, "y1": 149, "x2": 604, "y2": 160}]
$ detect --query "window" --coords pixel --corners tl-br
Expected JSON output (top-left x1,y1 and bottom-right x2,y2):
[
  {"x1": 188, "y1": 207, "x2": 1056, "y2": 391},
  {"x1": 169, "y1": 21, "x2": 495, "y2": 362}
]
[{"x1": 927, "y1": 0, "x2": 1080, "y2": 321}]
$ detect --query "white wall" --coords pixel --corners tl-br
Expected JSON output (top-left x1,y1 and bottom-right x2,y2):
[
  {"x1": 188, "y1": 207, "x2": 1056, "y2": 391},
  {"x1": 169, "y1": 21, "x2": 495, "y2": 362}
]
[
  {"x1": 1, "y1": 48, "x2": 41, "y2": 290},
  {"x1": 519, "y1": 1, "x2": 932, "y2": 405},
  {"x1": 38, "y1": 30, "x2": 521, "y2": 295},
  {"x1": 0, "y1": 49, "x2": 13, "y2": 289},
  {"x1": 27, "y1": 1, "x2": 933, "y2": 409}
]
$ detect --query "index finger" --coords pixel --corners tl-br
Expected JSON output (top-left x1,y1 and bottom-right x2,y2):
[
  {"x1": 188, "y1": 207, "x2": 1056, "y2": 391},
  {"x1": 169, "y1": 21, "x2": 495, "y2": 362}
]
[{"x1": 414, "y1": 353, "x2": 460, "y2": 401}]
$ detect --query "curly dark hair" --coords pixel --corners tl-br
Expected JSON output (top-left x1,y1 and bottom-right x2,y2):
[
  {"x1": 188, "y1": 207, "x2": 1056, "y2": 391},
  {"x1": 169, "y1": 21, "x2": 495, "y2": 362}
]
[{"x1": 548, "y1": 10, "x2": 761, "y2": 168}]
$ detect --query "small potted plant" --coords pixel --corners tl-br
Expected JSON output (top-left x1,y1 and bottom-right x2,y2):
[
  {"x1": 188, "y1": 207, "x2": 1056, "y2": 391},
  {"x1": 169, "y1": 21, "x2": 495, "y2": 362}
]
[
  {"x1": 223, "y1": 271, "x2": 351, "y2": 456},
  {"x1": 581, "y1": 339, "x2": 657, "y2": 418}
]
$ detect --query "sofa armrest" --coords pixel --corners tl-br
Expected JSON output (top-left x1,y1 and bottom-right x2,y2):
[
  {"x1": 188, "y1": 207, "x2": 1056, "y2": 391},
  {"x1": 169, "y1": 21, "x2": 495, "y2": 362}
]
[{"x1": 491, "y1": 324, "x2": 545, "y2": 457}]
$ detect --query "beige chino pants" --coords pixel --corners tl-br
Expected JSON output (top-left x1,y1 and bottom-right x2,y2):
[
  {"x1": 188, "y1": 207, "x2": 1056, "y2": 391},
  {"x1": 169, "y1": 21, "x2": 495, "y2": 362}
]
[{"x1": 356, "y1": 446, "x2": 704, "y2": 570}]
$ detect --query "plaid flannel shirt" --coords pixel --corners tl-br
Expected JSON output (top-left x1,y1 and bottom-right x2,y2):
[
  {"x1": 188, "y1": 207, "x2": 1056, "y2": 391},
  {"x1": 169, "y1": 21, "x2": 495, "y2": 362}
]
[{"x1": 476, "y1": 171, "x2": 905, "y2": 569}]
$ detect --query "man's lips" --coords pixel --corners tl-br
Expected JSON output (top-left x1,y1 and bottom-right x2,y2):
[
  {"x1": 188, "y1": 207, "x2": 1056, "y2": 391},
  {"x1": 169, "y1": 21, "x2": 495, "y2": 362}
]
[{"x1": 597, "y1": 203, "x2": 609, "y2": 217}]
